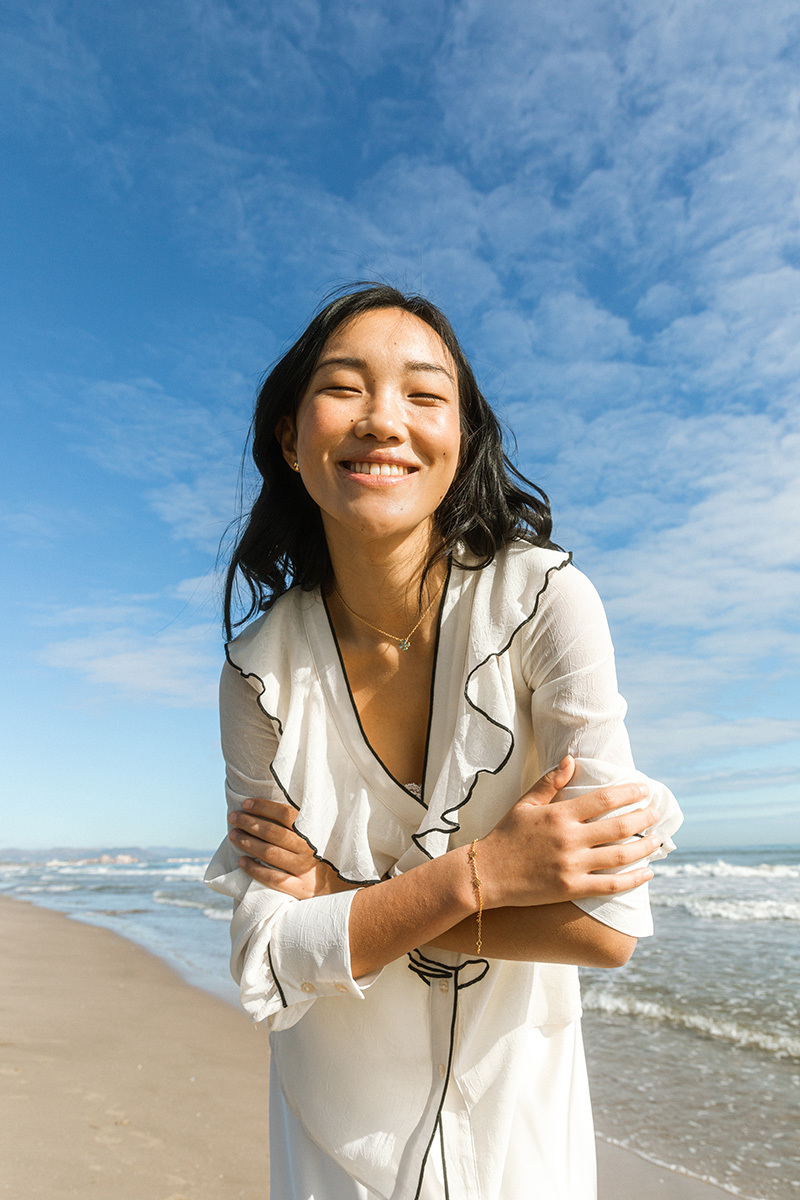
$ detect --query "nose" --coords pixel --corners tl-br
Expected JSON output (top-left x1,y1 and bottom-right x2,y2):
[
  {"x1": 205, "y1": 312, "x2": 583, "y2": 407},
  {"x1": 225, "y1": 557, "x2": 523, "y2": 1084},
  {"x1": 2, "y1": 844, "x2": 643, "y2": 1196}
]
[{"x1": 352, "y1": 386, "x2": 405, "y2": 442}]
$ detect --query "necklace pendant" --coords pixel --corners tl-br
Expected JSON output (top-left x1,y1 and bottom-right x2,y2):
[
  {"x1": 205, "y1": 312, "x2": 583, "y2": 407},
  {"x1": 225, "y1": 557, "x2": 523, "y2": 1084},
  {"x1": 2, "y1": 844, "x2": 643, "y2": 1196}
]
[{"x1": 398, "y1": 638, "x2": 411, "y2": 651}]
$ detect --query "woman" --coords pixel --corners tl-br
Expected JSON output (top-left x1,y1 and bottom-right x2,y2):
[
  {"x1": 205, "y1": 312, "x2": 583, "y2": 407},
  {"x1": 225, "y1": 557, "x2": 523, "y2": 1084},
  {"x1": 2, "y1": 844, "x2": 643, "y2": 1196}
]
[{"x1": 205, "y1": 285, "x2": 682, "y2": 1200}]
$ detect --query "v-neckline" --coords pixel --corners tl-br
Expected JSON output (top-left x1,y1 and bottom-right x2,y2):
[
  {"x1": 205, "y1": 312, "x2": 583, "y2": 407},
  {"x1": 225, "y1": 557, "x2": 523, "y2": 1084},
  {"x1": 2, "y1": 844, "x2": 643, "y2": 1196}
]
[{"x1": 319, "y1": 559, "x2": 453, "y2": 809}]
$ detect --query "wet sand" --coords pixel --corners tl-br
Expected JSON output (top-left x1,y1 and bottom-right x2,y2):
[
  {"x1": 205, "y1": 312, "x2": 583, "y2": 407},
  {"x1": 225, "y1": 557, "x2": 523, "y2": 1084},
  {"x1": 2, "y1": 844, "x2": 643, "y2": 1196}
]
[{"x1": 0, "y1": 895, "x2": 732, "y2": 1199}]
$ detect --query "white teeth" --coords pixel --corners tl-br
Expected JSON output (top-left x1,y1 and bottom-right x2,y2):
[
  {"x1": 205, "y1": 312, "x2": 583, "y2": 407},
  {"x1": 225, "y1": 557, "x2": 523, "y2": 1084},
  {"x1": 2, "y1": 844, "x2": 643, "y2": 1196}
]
[{"x1": 347, "y1": 462, "x2": 409, "y2": 476}]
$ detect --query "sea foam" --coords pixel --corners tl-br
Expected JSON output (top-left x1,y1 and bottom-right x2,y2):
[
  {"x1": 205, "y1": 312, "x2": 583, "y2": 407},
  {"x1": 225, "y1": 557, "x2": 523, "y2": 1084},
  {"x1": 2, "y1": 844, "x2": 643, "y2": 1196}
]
[
  {"x1": 582, "y1": 988, "x2": 800, "y2": 1059},
  {"x1": 655, "y1": 859, "x2": 800, "y2": 879},
  {"x1": 651, "y1": 895, "x2": 800, "y2": 921}
]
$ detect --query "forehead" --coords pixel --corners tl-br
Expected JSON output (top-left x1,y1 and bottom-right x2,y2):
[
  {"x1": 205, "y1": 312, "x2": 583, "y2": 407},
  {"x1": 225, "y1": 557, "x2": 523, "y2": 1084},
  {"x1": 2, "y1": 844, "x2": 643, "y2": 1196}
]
[{"x1": 319, "y1": 307, "x2": 455, "y2": 372}]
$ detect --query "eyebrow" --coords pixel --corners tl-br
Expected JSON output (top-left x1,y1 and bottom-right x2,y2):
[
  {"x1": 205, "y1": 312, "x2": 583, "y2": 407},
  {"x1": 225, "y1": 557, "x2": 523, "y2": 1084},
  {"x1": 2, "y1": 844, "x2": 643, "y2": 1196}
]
[{"x1": 313, "y1": 356, "x2": 455, "y2": 382}]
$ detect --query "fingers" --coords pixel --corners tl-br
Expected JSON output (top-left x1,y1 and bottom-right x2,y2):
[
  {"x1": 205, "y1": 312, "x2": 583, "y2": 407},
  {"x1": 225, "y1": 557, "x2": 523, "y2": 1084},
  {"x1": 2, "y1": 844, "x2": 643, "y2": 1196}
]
[
  {"x1": 238, "y1": 855, "x2": 293, "y2": 887},
  {"x1": 228, "y1": 810, "x2": 314, "y2": 870},
  {"x1": 229, "y1": 824, "x2": 315, "y2": 873},
  {"x1": 232, "y1": 831, "x2": 306, "y2": 873},
  {"x1": 228, "y1": 807, "x2": 308, "y2": 852},
  {"x1": 577, "y1": 865, "x2": 654, "y2": 896},
  {"x1": 240, "y1": 796, "x2": 296, "y2": 827},
  {"x1": 523, "y1": 755, "x2": 576, "y2": 807},
  {"x1": 228, "y1": 798, "x2": 316, "y2": 874},
  {"x1": 591, "y1": 804, "x2": 659, "y2": 845},
  {"x1": 571, "y1": 782, "x2": 652, "y2": 823},
  {"x1": 238, "y1": 855, "x2": 317, "y2": 901},
  {"x1": 588, "y1": 834, "x2": 661, "y2": 873}
]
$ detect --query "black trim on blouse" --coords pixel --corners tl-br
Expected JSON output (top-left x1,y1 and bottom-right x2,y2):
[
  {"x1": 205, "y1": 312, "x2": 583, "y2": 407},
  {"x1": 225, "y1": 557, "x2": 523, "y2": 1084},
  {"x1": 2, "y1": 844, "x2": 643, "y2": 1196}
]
[
  {"x1": 321, "y1": 557, "x2": 453, "y2": 808},
  {"x1": 410, "y1": 552, "x2": 573, "y2": 860}
]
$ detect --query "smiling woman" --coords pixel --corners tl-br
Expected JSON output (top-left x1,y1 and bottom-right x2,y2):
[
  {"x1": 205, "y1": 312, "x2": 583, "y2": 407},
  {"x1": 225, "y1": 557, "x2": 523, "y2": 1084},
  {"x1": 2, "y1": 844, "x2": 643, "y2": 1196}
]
[{"x1": 206, "y1": 284, "x2": 683, "y2": 1200}]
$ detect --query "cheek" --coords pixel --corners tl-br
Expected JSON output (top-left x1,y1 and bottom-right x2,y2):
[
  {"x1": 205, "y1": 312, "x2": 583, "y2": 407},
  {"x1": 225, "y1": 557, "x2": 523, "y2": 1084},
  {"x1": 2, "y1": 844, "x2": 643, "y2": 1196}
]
[
  {"x1": 436, "y1": 413, "x2": 463, "y2": 474},
  {"x1": 296, "y1": 405, "x2": 349, "y2": 456}
]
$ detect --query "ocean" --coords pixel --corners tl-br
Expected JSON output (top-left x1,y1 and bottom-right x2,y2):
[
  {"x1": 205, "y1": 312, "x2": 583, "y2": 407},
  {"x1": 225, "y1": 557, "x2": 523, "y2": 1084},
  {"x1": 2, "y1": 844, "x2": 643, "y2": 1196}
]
[{"x1": 2, "y1": 844, "x2": 798, "y2": 1199}]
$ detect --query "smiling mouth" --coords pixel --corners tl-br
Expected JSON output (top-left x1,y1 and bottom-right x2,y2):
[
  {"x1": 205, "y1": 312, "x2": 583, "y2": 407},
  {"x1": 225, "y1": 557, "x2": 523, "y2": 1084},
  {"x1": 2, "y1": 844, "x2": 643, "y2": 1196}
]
[{"x1": 342, "y1": 461, "x2": 415, "y2": 476}]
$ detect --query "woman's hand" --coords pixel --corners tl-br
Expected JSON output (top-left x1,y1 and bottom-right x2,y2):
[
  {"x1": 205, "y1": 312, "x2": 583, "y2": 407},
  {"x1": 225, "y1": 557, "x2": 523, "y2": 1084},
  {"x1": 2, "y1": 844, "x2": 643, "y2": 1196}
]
[
  {"x1": 228, "y1": 798, "x2": 357, "y2": 899},
  {"x1": 477, "y1": 756, "x2": 660, "y2": 910}
]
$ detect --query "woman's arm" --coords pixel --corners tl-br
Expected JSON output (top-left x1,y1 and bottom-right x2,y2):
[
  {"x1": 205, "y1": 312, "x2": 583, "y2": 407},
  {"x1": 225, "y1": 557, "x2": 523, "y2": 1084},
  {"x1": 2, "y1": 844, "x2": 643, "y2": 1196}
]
[
  {"x1": 427, "y1": 904, "x2": 636, "y2": 968},
  {"x1": 351, "y1": 760, "x2": 654, "y2": 977},
  {"x1": 232, "y1": 801, "x2": 637, "y2": 969},
  {"x1": 519, "y1": 562, "x2": 682, "y2": 940},
  {"x1": 231, "y1": 757, "x2": 658, "y2": 978}
]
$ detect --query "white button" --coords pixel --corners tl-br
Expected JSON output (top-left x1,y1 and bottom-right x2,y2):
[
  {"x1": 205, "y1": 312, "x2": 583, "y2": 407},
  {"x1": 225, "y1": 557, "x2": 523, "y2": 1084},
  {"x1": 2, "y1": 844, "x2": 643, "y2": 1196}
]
[
  {"x1": 438, "y1": 980, "x2": 449, "y2": 993},
  {"x1": 334, "y1": 983, "x2": 348, "y2": 994},
  {"x1": 438, "y1": 1063, "x2": 446, "y2": 1079},
  {"x1": 300, "y1": 982, "x2": 315, "y2": 994}
]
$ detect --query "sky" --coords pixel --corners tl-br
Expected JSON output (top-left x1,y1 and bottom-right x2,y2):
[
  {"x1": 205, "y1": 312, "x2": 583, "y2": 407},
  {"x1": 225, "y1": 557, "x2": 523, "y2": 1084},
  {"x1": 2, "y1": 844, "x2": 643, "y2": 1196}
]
[{"x1": 1, "y1": 0, "x2": 798, "y2": 851}]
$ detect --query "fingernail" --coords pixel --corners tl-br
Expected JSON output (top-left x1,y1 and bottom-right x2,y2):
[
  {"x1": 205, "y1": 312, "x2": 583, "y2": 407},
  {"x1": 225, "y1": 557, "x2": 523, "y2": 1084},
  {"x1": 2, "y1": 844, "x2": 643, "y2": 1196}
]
[
  {"x1": 559, "y1": 755, "x2": 571, "y2": 769},
  {"x1": 242, "y1": 799, "x2": 254, "y2": 810},
  {"x1": 227, "y1": 812, "x2": 236, "y2": 823}
]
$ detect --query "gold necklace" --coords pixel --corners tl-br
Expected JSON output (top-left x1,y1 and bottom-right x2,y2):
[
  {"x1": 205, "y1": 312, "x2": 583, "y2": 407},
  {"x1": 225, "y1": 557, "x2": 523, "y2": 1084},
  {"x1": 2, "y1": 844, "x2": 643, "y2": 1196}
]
[{"x1": 333, "y1": 574, "x2": 446, "y2": 652}]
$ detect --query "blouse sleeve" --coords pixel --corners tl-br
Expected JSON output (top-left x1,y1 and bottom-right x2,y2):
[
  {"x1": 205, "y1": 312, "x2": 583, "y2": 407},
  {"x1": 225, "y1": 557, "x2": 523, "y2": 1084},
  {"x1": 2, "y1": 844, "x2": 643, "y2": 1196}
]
[
  {"x1": 522, "y1": 563, "x2": 683, "y2": 938},
  {"x1": 204, "y1": 661, "x2": 380, "y2": 1029}
]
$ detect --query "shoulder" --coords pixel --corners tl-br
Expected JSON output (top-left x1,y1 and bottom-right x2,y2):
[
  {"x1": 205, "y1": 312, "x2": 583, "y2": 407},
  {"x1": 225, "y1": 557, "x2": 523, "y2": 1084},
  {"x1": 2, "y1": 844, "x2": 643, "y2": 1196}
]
[
  {"x1": 494, "y1": 541, "x2": 605, "y2": 615},
  {"x1": 459, "y1": 541, "x2": 611, "y2": 670},
  {"x1": 225, "y1": 586, "x2": 314, "y2": 686},
  {"x1": 226, "y1": 586, "x2": 307, "y2": 652},
  {"x1": 466, "y1": 540, "x2": 597, "y2": 617}
]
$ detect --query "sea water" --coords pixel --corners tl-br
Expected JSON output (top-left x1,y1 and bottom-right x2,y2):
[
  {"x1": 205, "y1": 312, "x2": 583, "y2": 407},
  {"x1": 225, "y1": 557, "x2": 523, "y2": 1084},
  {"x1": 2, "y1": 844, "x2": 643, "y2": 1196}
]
[
  {"x1": 582, "y1": 847, "x2": 800, "y2": 1200},
  {"x1": 2, "y1": 845, "x2": 798, "y2": 1199}
]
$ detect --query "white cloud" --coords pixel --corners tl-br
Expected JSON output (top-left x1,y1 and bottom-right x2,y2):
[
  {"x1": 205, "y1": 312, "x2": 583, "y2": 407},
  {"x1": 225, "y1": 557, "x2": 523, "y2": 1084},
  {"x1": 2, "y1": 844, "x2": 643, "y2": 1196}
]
[
  {"x1": 171, "y1": 571, "x2": 226, "y2": 620},
  {"x1": 147, "y1": 478, "x2": 239, "y2": 549},
  {"x1": 0, "y1": 2, "x2": 110, "y2": 139},
  {"x1": 34, "y1": 580, "x2": 226, "y2": 708},
  {"x1": 529, "y1": 292, "x2": 638, "y2": 361},
  {"x1": 664, "y1": 765, "x2": 800, "y2": 796},
  {"x1": 67, "y1": 377, "x2": 239, "y2": 481},
  {"x1": 54, "y1": 374, "x2": 247, "y2": 550},
  {"x1": 42, "y1": 625, "x2": 219, "y2": 707},
  {"x1": 34, "y1": 598, "x2": 161, "y2": 628},
  {"x1": 0, "y1": 501, "x2": 86, "y2": 546}
]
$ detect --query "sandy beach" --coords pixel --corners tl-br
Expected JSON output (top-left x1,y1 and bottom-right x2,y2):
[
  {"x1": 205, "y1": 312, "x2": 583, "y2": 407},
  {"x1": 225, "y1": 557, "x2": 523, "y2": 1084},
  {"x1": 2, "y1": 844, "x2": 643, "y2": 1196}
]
[{"x1": 0, "y1": 895, "x2": 734, "y2": 1200}]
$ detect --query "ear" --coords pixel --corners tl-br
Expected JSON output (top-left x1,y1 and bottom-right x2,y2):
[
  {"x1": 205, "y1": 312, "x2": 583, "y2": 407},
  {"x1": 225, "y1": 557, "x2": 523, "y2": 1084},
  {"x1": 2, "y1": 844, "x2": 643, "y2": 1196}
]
[{"x1": 275, "y1": 415, "x2": 298, "y2": 469}]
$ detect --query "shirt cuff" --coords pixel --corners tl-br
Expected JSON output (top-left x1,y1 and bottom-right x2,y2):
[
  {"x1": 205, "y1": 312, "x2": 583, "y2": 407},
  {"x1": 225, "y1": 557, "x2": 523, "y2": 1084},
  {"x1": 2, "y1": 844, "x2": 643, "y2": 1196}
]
[
  {"x1": 572, "y1": 880, "x2": 654, "y2": 938},
  {"x1": 268, "y1": 888, "x2": 382, "y2": 1005}
]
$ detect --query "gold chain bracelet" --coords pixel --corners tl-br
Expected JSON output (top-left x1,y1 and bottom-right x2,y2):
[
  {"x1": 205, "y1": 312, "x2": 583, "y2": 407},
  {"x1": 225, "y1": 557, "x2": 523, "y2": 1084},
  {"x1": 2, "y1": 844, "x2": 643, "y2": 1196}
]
[{"x1": 467, "y1": 839, "x2": 483, "y2": 955}]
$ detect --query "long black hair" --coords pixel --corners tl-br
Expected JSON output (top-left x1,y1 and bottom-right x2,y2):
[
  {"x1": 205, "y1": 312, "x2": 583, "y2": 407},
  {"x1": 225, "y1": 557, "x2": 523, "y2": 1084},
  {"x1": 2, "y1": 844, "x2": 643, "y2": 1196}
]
[{"x1": 223, "y1": 284, "x2": 558, "y2": 640}]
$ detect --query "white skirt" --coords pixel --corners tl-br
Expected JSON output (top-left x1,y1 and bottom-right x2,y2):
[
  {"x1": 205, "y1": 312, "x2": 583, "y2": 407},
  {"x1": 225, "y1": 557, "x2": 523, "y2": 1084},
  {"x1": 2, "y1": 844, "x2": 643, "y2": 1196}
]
[{"x1": 268, "y1": 1020, "x2": 597, "y2": 1200}]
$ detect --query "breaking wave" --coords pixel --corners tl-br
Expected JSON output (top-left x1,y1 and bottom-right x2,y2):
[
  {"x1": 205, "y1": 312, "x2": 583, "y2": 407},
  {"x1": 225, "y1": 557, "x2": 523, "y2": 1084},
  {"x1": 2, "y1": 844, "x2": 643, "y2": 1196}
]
[
  {"x1": 651, "y1": 895, "x2": 800, "y2": 922},
  {"x1": 655, "y1": 859, "x2": 800, "y2": 879},
  {"x1": 153, "y1": 890, "x2": 231, "y2": 921},
  {"x1": 582, "y1": 988, "x2": 800, "y2": 1059}
]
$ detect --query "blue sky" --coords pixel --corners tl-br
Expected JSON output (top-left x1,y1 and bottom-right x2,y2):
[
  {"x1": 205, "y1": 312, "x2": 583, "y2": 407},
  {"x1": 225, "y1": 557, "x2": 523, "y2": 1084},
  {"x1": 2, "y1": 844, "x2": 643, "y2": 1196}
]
[{"x1": 1, "y1": 0, "x2": 798, "y2": 850}]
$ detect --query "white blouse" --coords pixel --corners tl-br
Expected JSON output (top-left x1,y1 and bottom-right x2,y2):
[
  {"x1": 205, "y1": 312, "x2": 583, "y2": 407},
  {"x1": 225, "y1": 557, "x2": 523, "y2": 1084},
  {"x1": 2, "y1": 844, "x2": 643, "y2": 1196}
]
[{"x1": 205, "y1": 543, "x2": 682, "y2": 1200}]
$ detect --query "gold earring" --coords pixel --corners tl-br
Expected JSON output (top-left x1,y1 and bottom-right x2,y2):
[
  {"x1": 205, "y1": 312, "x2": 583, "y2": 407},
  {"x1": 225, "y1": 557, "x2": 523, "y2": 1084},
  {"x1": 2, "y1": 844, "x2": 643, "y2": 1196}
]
[{"x1": 292, "y1": 461, "x2": 300, "y2": 472}]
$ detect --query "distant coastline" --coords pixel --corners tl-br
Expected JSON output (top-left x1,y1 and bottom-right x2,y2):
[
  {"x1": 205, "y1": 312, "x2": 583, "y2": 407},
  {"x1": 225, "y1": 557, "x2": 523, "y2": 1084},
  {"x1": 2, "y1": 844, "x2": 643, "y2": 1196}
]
[{"x1": 0, "y1": 845, "x2": 214, "y2": 863}]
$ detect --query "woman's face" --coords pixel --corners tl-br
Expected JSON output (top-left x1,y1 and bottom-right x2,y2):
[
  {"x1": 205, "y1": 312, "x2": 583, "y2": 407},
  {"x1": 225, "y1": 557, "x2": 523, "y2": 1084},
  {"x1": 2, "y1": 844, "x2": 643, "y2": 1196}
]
[{"x1": 278, "y1": 307, "x2": 462, "y2": 553}]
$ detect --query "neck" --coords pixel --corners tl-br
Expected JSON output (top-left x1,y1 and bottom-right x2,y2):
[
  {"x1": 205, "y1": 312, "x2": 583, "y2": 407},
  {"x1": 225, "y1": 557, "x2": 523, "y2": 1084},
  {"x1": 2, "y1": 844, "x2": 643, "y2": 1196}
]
[{"x1": 324, "y1": 523, "x2": 447, "y2": 639}]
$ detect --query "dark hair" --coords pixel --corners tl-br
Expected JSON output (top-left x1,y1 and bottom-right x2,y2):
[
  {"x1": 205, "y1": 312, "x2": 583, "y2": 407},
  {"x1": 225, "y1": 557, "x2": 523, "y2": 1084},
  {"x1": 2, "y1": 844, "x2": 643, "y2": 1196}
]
[{"x1": 223, "y1": 283, "x2": 558, "y2": 639}]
